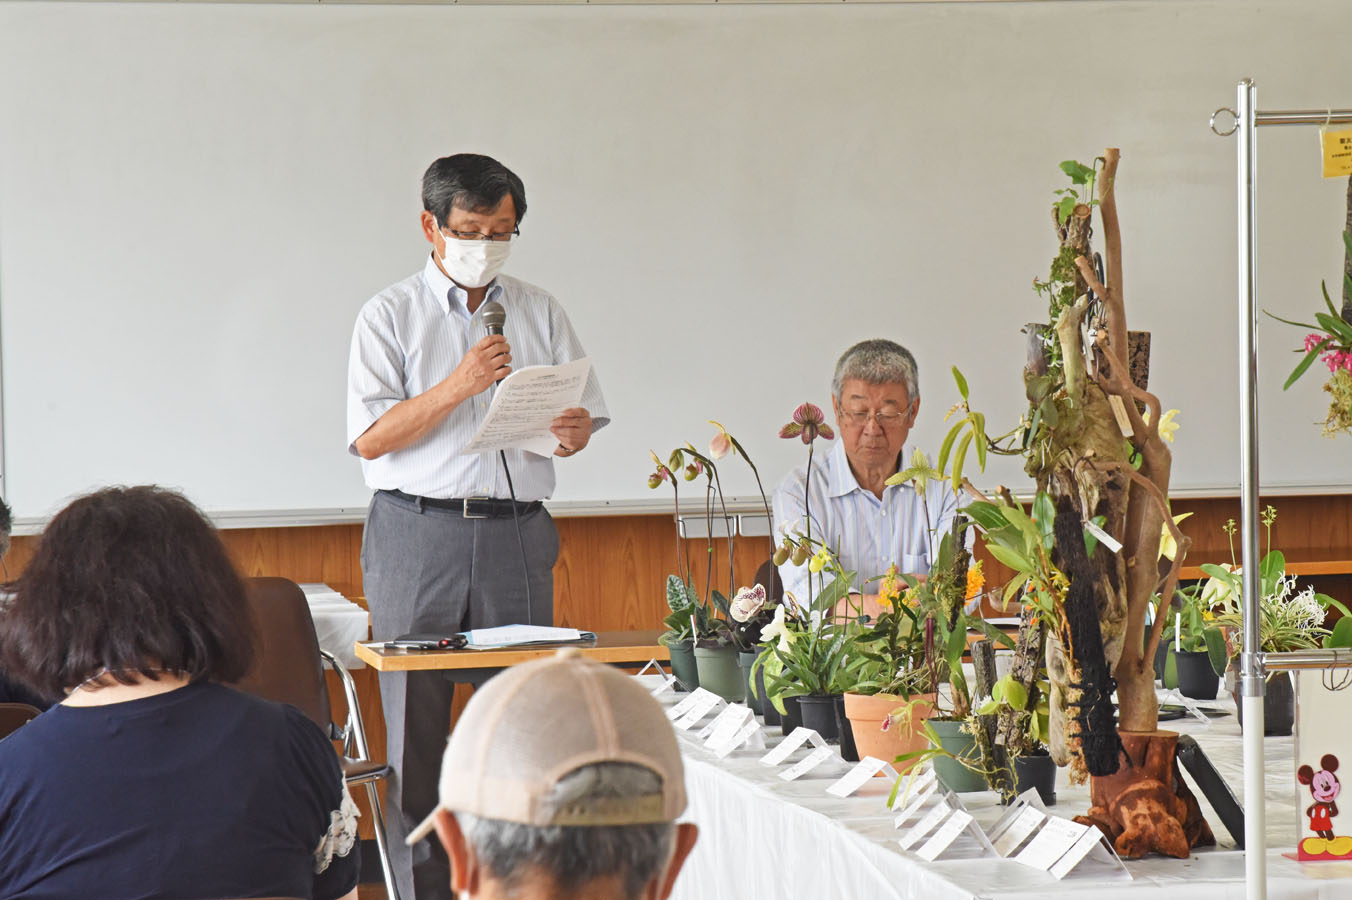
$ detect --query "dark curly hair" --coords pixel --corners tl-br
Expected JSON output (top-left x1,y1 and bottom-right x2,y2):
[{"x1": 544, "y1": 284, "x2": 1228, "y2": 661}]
[{"x1": 0, "y1": 486, "x2": 255, "y2": 699}]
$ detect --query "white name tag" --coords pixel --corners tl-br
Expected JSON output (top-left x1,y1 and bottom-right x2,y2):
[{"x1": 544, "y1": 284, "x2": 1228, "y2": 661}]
[
  {"x1": 699, "y1": 704, "x2": 752, "y2": 743},
  {"x1": 759, "y1": 726, "x2": 826, "y2": 766},
  {"x1": 898, "y1": 800, "x2": 952, "y2": 851},
  {"x1": 1014, "y1": 816, "x2": 1088, "y2": 870},
  {"x1": 778, "y1": 746, "x2": 836, "y2": 781},
  {"x1": 917, "y1": 809, "x2": 975, "y2": 861},
  {"x1": 889, "y1": 767, "x2": 938, "y2": 810},
  {"x1": 994, "y1": 806, "x2": 1046, "y2": 857},
  {"x1": 827, "y1": 756, "x2": 899, "y2": 798},
  {"x1": 893, "y1": 782, "x2": 939, "y2": 827},
  {"x1": 711, "y1": 719, "x2": 765, "y2": 758},
  {"x1": 673, "y1": 689, "x2": 723, "y2": 730}
]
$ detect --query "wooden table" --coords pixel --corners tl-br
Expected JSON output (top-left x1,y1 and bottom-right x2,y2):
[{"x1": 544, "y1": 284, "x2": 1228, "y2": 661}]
[{"x1": 353, "y1": 629, "x2": 669, "y2": 672}]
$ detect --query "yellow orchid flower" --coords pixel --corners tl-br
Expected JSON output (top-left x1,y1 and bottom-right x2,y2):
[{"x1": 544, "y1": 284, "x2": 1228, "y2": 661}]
[
  {"x1": 1143, "y1": 407, "x2": 1181, "y2": 443},
  {"x1": 1158, "y1": 511, "x2": 1194, "y2": 561}
]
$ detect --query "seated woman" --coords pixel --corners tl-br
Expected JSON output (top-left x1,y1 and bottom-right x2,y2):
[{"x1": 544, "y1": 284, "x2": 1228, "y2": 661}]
[{"x1": 0, "y1": 486, "x2": 360, "y2": 900}]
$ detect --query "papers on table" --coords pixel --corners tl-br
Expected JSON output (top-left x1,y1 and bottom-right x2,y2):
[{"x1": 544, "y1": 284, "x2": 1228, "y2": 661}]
[
  {"x1": 300, "y1": 583, "x2": 368, "y2": 669},
  {"x1": 460, "y1": 624, "x2": 596, "y2": 649},
  {"x1": 462, "y1": 358, "x2": 593, "y2": 456}
]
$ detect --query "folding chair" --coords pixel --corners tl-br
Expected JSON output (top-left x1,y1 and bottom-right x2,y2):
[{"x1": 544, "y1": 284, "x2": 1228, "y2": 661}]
[{"x1": 232, "y1": 576, "x2": 400, "y2": 900}]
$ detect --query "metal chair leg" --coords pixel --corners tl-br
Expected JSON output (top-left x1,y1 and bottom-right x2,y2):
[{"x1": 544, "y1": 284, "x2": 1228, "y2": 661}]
[{"x1": 364, "y1": 780, "x2": 401, "y2": 900}]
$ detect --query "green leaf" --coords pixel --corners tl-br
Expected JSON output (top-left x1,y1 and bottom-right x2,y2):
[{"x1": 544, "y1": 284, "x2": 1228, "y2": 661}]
[
  {"x1": 1324, "y1": 279, "x2": 1340, "y2": 318},
  {"x1": 1264, "y1": 308, "x2": 1321, "y2": 330},
  {"x1": 977, "y1": 699, "x2": 1000, "y2": 716},
  {"x1": 1285, "y1": 340, "x2": 1332, "y2": 390},
  {"x1": 1002, "y1": 504, "x2": 1040, "y2": 548},
  {"x1": 1003, "y1": 577, "x2": 1026, "y2": 605},
  {"x1": 1059, "y1": 159, "x2": 1094, "y2": 184},
  {"x1": 1056, "y1": 195, "x2": 1077, "y2": 226},
  {"x1": 999, "y1": 677, "x2": 1028, "y2": 711},
  {"x1": 1326, "y1": 616, "x2": 1352, "y2": 649},
  {"x1": 1083, "y1": 514, "x2": 1106, "y2": 558},
  {"x1": 964, "y1": 500, "x2": 1009, "y2": 533},
  {"x1": 986, "y1": 543, "x2": 1034, "y2": 573},
  {"x1": 1039, "y1": 397, "x2": 1059, "y2": 429},
  {"x1": 951, "y1": 431, "x2": 973, "y2": 492},
  {"x1": 1315, "y1": 309, "x2": 1352, "y2": 344},
  {"x1": 1203, "y1": 626, "x2": 1229, "y2": 676},
  {"x1": 937, "y1": 421, "x2": 963, "y2": 478},
  {"x1": 953, "y1": 366, "x2": 970, "y2": 402},
  {"x1": 1260, "y1": 550, "x2": 1286, "y2": 597},
  {"x1": 1032, "y1": 492, "x2": 1055, "y2": 553},
  {"x1": 972, "y1": 412, "x2": 987, "y2": 470}
]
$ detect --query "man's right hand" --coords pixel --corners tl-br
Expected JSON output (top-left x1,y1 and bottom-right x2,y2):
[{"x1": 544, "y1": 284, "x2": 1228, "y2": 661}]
[{"x1": 447, "y1": 335, "x2": 512, "y2": 398}]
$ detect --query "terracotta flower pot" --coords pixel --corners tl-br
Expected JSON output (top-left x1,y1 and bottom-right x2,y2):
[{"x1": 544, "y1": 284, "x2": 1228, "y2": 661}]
[{"x1": 842, "y1": 691, "x2": 936, "y2": 773}]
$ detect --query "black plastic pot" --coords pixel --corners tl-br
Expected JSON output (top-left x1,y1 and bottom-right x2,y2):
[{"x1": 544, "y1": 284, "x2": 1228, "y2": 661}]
[
  {"x1": 1236, "y1": 670, "x2": 1295, "y2": 736},
  {"x1": 797, "y1": 694, "x2": 840, "y2": 742},
  {"x1": 1013, "y1": 753, "x2": 1057, "y2": 806},
  {"x1": 757, "y1": 665, "x2": 781, "y2": 727},
  {"x1": 780, "y1": 695, "x2": 803, "y2": 736},
  {"x1": 1172, "y1": 649, "x2": 1220, "y2": 700},
  {"x1": 833, "y1": 694, "x2": 859, "y2": 762}
]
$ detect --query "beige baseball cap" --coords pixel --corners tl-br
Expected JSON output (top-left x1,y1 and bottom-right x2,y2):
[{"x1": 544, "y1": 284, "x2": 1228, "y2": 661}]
[{"x1": 406, "y1": 649, "x2": 686, "y2": 845}]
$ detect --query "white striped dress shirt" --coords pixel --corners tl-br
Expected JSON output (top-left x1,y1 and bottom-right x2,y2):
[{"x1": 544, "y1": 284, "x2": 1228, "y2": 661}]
[
  {"x1": 347, "y1": 255, "x2": 609, "y2": 501},
  {"x1": 771, "y1": 439, "x2": 958, "y2": 600}
]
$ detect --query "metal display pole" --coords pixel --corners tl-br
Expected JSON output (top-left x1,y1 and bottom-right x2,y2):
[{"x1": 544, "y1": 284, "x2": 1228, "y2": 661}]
[{"x1": 1211, "y1": 80, "x2": 1352, "y2": 900}]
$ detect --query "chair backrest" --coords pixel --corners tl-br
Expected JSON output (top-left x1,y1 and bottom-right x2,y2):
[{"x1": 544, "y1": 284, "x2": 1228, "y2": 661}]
[
  {"x1": 0, "y1": 702, "x2": 41, "y2": 740},
  {"x1": 229, "y1": 577, "x2": 331, "y2": 733}
]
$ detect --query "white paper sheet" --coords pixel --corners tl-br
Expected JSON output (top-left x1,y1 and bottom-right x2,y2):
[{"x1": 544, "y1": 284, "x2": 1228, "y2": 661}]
[{"x1": 462, "y1": 358, "x2": 593, "y2": 456}]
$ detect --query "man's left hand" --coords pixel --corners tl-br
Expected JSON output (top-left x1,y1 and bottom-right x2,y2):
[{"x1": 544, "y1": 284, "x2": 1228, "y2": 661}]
[{"x1": 551, "y1": 408, "x2": 593, "y2": 456}]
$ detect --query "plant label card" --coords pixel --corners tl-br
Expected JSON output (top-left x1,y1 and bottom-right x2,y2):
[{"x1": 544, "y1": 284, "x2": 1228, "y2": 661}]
[
  {"x1": 665, "y1": 689, "x2": 708, "y2": 721},
  {"x1": 637, "y1": 660, "x2": 675, "y2": 696},
  {"x1": 1082, "y1": 517, "x2": 1122, "y2": 554},
  {"x1": 1013, "y1": 816, "x2": 1089, "y2": 871},
  {"x1": 711, "y1": 719, "x2": 766, "y2": 759},
  {"x1": 916, "y1": 809, "x2": 979, "y2": 862},
  {"x1": 993, "y1": 806, "x2": 1047, "y2": 858},
  {"x1": 889, "y1": 766, "x2": 938, "y2": 811},
  {"x1": 1293, "y1": 668, "x2": 1352, "y2": 861},
  {"x1": 778, "y1": 746, "x2": 836, "y2": 782},
  {"x1": 893, "y1": 782, "x2": 939, "y2": 828},
  {"x1": 699, "y1": 704, "x2": 752, "y2": 743},
  {"x1": 1049, "y1": 828, "x2": 1130, "y2": 881},
  {"x1": 898, "y1": 800, "x2": 953, "y2": 851},
  {"x1": 1322, "y1": 127, "x2": 1352, "y2": 178},
  {"x1": 827, "y1": 757, "x2": 900, "y2": 798},
  {"x1": 1106, "y1": 394, "x2": 1134, "y2": 438},
  {"x1": 759, "y1": 726, "x2": 826, "y2": 766},
  {"x1": 672, "y1": 690, "x2": 723, "y2": 730}
]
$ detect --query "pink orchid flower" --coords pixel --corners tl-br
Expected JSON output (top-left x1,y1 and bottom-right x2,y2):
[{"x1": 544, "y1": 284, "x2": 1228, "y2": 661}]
[{"x1": 778, "y1": 402, "x2": 835, "y2": 444}]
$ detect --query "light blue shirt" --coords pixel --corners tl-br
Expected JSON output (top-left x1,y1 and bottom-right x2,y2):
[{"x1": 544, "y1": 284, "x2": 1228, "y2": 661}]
[
  {"x1": 771, "y1": 439, "x2": 958, "y2": 600},
  {"x1": 347, "y1": 255, "x2": 609, "y2": 501}
]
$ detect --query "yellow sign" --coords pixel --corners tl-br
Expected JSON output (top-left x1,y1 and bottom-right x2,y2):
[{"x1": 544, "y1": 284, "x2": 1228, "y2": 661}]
[{"x1": 1322, "y1": 127, "x2": 1352, "y2": 178}]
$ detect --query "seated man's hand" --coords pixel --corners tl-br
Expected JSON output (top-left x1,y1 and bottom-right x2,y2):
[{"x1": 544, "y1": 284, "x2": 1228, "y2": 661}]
[
  {"x1": 833, "y1": 592, "x2": 887, "y2": 622},
  {"x1": 551, "y1": 407, "x2": 592, "y2": 456}
]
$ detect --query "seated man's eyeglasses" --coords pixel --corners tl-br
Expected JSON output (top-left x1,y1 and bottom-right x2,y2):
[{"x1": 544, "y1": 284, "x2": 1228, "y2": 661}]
[
  {"x1": 838, "y1": 408, "x2": 907, "y2": 428},
  {"x1": 444, "y1": 227, "x2": 521, "y2": 243}
]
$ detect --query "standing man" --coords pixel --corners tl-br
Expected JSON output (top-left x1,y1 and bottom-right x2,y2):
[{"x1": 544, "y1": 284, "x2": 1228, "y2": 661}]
[
  {"x1": 772, "y1": 339, "x2": 957, "y2": 618},
  {"x1": 347, "y1": 153, "x2": 608, "y2": 899}
]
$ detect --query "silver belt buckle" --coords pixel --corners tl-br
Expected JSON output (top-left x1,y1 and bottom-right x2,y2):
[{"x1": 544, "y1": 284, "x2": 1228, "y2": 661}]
[{"x1": 462, "y1": 497, "x2": 490, "y2": 519}]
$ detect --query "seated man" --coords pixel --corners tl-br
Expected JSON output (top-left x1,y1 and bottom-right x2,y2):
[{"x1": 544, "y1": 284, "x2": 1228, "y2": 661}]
[
  {"x1": 772, "y1": 338, "x2": 959, "y2": 619},
  {"x1": 406, "y1": 650, "x2": 698, "y2": 900}
]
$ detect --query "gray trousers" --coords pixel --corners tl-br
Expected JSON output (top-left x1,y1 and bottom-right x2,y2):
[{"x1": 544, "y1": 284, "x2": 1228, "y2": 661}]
[{"x1": 361, "y1": 489, "x2": 558, "y2": 900}]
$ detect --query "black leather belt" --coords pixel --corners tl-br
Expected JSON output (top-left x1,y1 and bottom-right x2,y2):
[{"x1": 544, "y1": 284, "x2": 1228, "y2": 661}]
[{"x1": 381, "y1": 489, "x2": 542, "y2": 519}]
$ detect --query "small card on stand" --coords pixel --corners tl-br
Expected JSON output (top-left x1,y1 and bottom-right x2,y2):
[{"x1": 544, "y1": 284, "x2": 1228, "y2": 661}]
[
  {"x1": 889, "y1": 766, "x2": 938, "y2": 811},
  {"x1": 671, "y1": 689, "x2": 723, "y2": 730},
  {"x1": 637, "y1": 660, "x2": 675, "y2": 696},
  {"x1": 916, "y1": 809, "x2": 975, "y2": 861},
  {"x1": 779, "y1": 746, "x2": 837, "y2": 781},
  {"x1": 827, "y1": 756, "x2": 899, "y2": 798},
  {"x1": 898, "y1": 800, "x2": 952, "y2": 851},
  {"x1": 710, "y1": 719, "x2": 766, "y2": 758},
  {"x1": 759, "y1": 727, "x2": 827, "y2": 766},
  {"x1": 892, "y1": 782, "x2": 939, "y2": 827},
  {"x1": 1049, "y1": 828, "x2": 1131, "y2": 881},
  {"x1": 699, "y1": 704, "x2": 752, "y2": 743},
  {"x1": 1013, "y1": 816, "x2": 1089, "y2": 870},
  {"x1": 992, "y1": 806, "x2": 1047, "y2": 857}
]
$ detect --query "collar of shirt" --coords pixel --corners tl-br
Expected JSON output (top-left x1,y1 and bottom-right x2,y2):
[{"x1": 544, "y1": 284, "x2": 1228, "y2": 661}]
[
  {"x1": 824, "y1": 439, "x2": 910, "y2": 500},
  {"x1": 420, "y1": 253, "x2": 504, "y2": 317}
]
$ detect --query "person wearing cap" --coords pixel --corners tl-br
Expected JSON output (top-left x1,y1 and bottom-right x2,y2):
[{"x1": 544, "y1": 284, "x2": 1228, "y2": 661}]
[
  {"x1": 407, "y1": 650, "x2": 698, "y2": 900},
  {"x1": 347, "y1": 153, "x2": 609, "y2": 897}
]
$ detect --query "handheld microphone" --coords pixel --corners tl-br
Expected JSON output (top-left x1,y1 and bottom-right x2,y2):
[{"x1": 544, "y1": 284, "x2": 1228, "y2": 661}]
[{"x1": 481, "y1": 300, "x2": 506, "y2": 336}]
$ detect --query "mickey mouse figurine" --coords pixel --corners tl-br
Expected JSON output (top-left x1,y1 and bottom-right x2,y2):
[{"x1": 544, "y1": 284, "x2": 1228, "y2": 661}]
[{"x1": 1298, "y1": 753, "x2": 1341, "y2": 840}]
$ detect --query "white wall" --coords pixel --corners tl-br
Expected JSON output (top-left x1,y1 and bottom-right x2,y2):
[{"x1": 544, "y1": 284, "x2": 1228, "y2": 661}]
[{"x1": 1, "y1": 0, "x2": 1348, "y2": 521}]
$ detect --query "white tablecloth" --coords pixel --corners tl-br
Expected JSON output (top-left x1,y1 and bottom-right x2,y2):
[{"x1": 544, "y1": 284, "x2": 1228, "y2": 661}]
[
  {"x1": 300, "y1": 583, "x2": 369, "y2": 669},
  {"x1": 665, "y1": 689, "x2": 1352, "y2": 899}
]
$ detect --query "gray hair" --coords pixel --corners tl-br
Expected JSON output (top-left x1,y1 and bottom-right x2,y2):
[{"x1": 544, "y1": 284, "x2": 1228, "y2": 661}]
[
  {"x1": 831, "y1": 339, "x2": 919, "y2": 404},
  {"x1": 456, "y1": 762, "x2": 676, "y2": 897}
]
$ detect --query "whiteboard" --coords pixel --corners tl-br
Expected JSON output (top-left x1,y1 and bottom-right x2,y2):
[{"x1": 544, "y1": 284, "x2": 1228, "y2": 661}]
[{"x1": 1, "y1": 0, "x2": 1349, "y2": 522}]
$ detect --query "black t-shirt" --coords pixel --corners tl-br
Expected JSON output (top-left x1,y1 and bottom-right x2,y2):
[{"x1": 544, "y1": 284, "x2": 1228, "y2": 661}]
[{"x1": 0, "y1": 682, "x2": 360, "y2": 900}]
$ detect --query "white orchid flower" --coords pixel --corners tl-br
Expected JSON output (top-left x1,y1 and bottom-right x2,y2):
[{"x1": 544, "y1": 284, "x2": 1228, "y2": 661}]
[
  {"x1": 729, "y1": 584, "x2": 767, "y2": 623},
  {"x1": 759, "y1": 604, "x2": 796, "y2": 653}
]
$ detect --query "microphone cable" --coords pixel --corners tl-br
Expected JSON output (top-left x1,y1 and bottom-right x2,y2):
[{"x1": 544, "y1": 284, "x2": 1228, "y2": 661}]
[{"x1": 497, "y1": 447, "x2": 534, "y2": 628}]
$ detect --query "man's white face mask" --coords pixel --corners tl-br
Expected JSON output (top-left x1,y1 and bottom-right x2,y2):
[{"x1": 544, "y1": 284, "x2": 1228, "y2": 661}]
[{"x1": 437, "y1": 229, "x2": 513, "y2": 288}]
